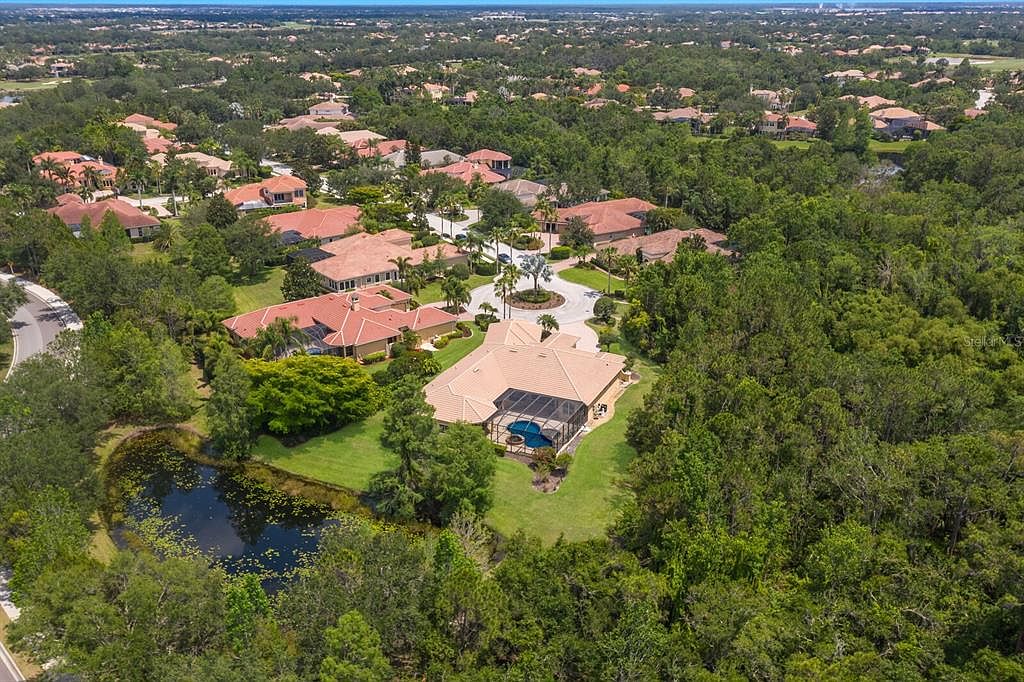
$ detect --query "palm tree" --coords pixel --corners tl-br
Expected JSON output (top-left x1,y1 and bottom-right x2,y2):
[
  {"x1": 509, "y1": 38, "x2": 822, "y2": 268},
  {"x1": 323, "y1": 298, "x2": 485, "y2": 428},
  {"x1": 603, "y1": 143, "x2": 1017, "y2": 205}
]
[
  {"x1": 494, "y1": 263, "x2": 520, "y2": 319},
  {"x1": 479, "y1": 301, "x2": 498, "y2": 322},
  {"x1": 230, "y1": 150, "x2": 258, "y2": 180},
  {"x1": 616, "y1": 254, "x2": 641, "y2": 285},
  {"x1": 122, "y1": 155, "x2": 149, "y2": 209},
  {"x1": 573, "y1": 243, "x2": 594, "y2": 265},
  {"x1": 404, "y1": 269, "x2": 427, "y2": 299},
  {"x1": 441, "y1": 275, "x2": 470, "y2": 313},
  {"x1": 152, "y1": 222, "x2": 177, "y2": 252},
  {"x1": 80, "y1": 165, "x2": 104, "y2": 194},
  {"x1": 388, "y1": 255, "x2": 413, "y2": 281},
  {"x1": 54, "y1": 165, "x2": 73, "y2": 191},
  {"x1": 535, "y1": 194, "x2": 559, "y2": 252},
  {"x1": 249, "y1": 317, "x2": 308, "y2": 359},
  {"x1": 36, "y1": 157, "x2": 60, "y2": 184},
  {"x1": 537, "y1": 314, "x2": 559, "y2": 339},
  {"x1": 598, "y1": 246, "x2": 618, "y2": 293},
  {"x1": 438, "y1": 194, "x2": 458, "y2": 239}
]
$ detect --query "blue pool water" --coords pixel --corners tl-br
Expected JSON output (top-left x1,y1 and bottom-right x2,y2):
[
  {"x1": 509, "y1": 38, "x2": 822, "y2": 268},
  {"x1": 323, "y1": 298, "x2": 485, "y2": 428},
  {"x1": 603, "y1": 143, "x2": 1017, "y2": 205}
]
[{"x1": 507, "y1": 420, "x2": 554, "y2": 449}]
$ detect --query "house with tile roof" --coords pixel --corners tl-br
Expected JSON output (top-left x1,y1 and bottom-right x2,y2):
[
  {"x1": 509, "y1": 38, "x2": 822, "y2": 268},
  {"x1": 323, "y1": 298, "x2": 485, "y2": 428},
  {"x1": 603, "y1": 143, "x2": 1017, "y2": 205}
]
[
  {"x1": 122, "y1": 113, "x2": 177, "y2": 132},
  {"x1": 465, "y1": 148, "x2": 512, "y2": 170},
  {"x1": 48, "y1": 194, "x2": 160, "y2": 239},
  {"x1": 152, "y1": 151, "x2": 232, "y2": 178},
  {"x1": 424, "y1": 319, "x2": 627, "y2": 453},
  {"x1": 605, "y1": 227, "x2": 734, "y2": 262},
  {"x1": 224, "y1": 176, "x2": 307, "y2": 211},
  {"x1": 222, "y1": 284, "x2": 457, "y2": 360},
  {"x1": 494, "y1": 178, "x2": 550, "y2": 207},
  {"x1": 536, "y1": 197, "x2": 657, "y2": 244},
  {"x1": 34, "y1": 151, "x2": 119, "y2": 189},
  {"x1": 869, "y1": 107, "x2": 944, "y2": 138},
  {"x1": 309, "y1": 229, "x2": 467, "y2": 292},
  {"x1": 307, "y1": 100, "x2": 351, "y2": 118},
  {"x1": 264, "y1": 205, "x2": 362, "y2": 245},
  {"x1": 422, "y1": 161, "x2": 505, "y2": 185}
]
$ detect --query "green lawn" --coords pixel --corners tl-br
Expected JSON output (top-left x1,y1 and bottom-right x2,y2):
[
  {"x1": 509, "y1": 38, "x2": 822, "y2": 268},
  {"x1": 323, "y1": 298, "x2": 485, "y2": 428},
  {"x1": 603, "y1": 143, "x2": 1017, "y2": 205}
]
[
  {"x1": 433, "y1": 327, "x2": 486, "y2": 369},
  {"x1": 0, "y1": 78, "x2": 72, "y2": 92},
  {"x1": 1, "y1": 328, "x2": 11, "y2": 378},
  {"x1": 558, "y1": 266, "x2": 625, "y2": 294},
  {"x1": 416, "y1": 273, "x2": 493, "y2": 306},
  {"x1": 928, "y1": 53, "x2": 1024, "y2": 72},
  {"x1": 232, "y1": 267, "x2": 285, "y2": 311},
  {"x1": 252, "y1": 412, "x2": 398, "y2": 492},
  {"x1": 486, "y1": 358, "x2": 658, "y2": 543},
  {"x1": 129, "y1": 241, "x2": 168, "y2": 263}
]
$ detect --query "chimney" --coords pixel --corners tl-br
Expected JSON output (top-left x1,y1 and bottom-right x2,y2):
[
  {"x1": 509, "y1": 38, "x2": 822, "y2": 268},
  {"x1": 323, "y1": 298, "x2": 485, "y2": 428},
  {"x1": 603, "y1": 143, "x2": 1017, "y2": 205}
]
[{"x1": 350, "y1": 293, "x2": 360, "y2": 312}]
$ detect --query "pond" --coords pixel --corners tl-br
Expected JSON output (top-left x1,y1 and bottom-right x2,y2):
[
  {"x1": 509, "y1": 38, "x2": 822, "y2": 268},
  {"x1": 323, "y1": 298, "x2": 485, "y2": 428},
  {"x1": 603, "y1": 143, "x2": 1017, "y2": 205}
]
[{"x1": 107, "y1": 432, "x2": 337, "y2": 586}]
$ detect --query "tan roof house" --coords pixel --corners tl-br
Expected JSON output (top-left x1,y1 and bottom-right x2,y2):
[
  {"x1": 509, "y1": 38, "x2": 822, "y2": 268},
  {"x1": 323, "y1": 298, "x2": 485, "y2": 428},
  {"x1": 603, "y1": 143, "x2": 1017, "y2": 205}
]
[
  {"x1": 424, "y1": 319, "x2": 627, "y2": 453},
  {"x1": 422, "y1": 161, "x2": 505, "y2": 185},
  {"x1": 307, "y1": 100, "x2": 351, "y2": 118},
  {"x1": 222, "y1": 284, "x2": 457, "y2": 360},
  {"x1": 152, "y1": 151, "x2": 232, "y2": 178},
  {"x1": 224, "y1": 176, "x2": 307, "y2": 211},
  {"x1": 310, "y1": 229, "x2": 467, "y2": 292},
  {"x1": 123, "y1": 113, "x2": 177, "y2": 132},
  {"x1": 264, "y1": 205, "x2": 362, "y2": 244},
  {"x1": 536, "y1": 197, "x2": 657, "y2": 243},
  {"x1": 465, "y1": 148, "x2": 512, "y2": 170},
  {"x1": 606, "y1": 228, "x2": 734, "y2": 261},
  {"x1": 48, "y1": 194, "x2": 160, "y2": 239}
]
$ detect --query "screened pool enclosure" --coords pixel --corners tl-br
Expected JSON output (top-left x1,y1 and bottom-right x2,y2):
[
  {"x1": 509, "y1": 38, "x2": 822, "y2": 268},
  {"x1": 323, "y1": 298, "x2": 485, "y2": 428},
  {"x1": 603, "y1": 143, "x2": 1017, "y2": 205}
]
[{"x1": 487, "y1": 388, "x2": 588, "y2": 454}]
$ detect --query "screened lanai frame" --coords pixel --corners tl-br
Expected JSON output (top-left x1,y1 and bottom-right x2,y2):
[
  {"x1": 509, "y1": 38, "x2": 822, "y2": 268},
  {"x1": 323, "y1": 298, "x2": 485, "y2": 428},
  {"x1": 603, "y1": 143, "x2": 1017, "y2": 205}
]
[{"x1": 487, "y1": 388, "x2": 588, "y2": 454}]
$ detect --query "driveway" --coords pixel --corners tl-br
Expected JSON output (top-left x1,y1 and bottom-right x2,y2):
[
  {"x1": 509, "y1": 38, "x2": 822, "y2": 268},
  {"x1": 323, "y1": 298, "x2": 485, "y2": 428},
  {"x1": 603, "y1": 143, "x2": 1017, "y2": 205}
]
[
  {"x1": 1, "y1": 275, "x2": 81, "y2": 379},
  {"x1": 466, "y1": 267, "x2": 603, "y2": 327}
]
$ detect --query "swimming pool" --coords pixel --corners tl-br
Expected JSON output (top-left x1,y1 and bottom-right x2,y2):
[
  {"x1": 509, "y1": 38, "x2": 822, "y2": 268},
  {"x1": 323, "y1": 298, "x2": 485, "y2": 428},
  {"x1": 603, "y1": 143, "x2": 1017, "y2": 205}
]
[{"x1": 507, "y1": 420, "x2": 554, "y2": 449}]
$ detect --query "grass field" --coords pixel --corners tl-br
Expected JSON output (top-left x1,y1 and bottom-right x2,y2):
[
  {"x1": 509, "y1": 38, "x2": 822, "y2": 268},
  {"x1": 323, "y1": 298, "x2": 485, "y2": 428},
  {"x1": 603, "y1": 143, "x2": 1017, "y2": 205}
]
[
  {"x1": 129, "y1": 241, "x2": 169, "y2": 263},
  {"x1": 557, "y1": 266, "x2": 625, "y2": 294},
  {"x1": 928, "y1": 53, "x2": 1024, "y2": 72},
  {"x1": 0, "y1": 328, "x2": 11, "y2": 378},
  {"x1": 232, "y1": 267, "x2": 285, "y2": 311},
  {"x1": 416, "y1": 274, "x2": 493, "y2": 306},
  {"x1": 0, "y1": 78, "x2": 71, "y2": 92},
  {"x1": 253, "y1": 412, "x2": 397, "y2": 491},
  {"x1": 486, "y1": 357, "x2": 658, "y2": 543}
]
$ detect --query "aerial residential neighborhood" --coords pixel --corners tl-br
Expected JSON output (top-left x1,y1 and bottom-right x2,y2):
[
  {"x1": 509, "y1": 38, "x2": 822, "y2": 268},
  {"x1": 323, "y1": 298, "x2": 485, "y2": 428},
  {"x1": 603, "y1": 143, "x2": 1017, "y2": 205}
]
[{"x1": 1, "y1": 3, "x2": 1023, "y2": 680}]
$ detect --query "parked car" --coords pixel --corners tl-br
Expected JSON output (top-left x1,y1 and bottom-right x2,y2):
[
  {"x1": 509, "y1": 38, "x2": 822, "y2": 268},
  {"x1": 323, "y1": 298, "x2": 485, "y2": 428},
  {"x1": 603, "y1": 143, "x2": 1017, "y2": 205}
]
[{"x1": 498, "y1": 253, "x2": 512, "y2": 264}]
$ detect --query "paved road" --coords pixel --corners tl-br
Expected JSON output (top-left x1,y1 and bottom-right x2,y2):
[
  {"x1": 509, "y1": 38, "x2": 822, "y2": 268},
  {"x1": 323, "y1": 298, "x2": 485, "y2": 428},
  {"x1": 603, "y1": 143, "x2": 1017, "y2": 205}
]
[
  {"x1": 0, "y1": 644, "x2": 24, "y2": 682},
  {"x1": 2, "y1": 276, "x2": 80, "y2": 379}
]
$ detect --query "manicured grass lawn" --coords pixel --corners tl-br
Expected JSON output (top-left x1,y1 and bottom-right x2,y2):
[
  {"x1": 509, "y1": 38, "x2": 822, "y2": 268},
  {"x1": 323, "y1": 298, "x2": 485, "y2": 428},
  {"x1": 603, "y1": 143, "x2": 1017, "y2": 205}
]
[
  {"x1": 252, "y1": 412, "x2": 398, "y2": 492},
  {"x1": 0, "y1": 78, "x2": 71, "y2": 91},
  {"x1": 232, "y1": 267, "x2": 285, "y2": 311},
  {"x1": 0, "y1": 329, "x2": 11, "y2": 378},
  {"x1": 129, "y1": 241, "x2": 168, "y2": 263},
  {"x1": 432, "y1": 327, "x2": 485, "y2": 369},
  {"x1": 558, "y1": 266, "x2": 625, "y2": 294},
  {"x1": 486, "y1": 357, "x2": 659, "y2": 543},
  {"x1": 928, "y1": 53, "x2": 1024, "y2": 72},
  {"x1": 416, "y1": 274, "x2": 493, "y2": 306}
]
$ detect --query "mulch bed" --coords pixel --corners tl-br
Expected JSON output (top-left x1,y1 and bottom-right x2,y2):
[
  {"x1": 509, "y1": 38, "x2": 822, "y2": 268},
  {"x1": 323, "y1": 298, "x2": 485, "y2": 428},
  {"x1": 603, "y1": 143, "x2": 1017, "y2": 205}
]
[{"x1": 508, "y1": 290, "x2": 566, "y2": 311}]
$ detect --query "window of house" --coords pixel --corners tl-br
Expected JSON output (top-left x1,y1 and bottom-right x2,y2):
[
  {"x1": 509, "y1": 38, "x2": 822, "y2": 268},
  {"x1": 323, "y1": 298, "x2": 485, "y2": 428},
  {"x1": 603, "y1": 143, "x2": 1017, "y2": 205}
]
[
  {"x1": 273, "y1": 193, "x2": 287, "y2": 202},
  {"x1": 294, "y1": 189, "x2": 304, "y2": 197}
]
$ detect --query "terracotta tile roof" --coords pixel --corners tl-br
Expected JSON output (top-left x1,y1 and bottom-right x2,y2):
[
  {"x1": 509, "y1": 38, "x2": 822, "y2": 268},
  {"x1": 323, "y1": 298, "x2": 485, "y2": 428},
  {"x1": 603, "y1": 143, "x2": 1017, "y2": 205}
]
[
  {"x1": 143, "y1": 137, "x2": 175, "y2": 154},
  {"x1": 653, "y1": 106, "x2": 702, "y2": 122},
  {"x1": 222, "y1": 285, "x2": 453, "y2": 349},
  {"x1": 265, "y1": 206, "x2": 362, "y2": 241},
  {"x1": 858, "y1": 95, "x2": 897, "y2": 110},
  {"x1": 274, "y1": 115, "x2": 342, "y2": 132},
  {"x1": 870, "y1": 107, "x2": 922, "y2": 120},
  {"x1": 48, "y1": 198, "x2": 160, "y2": 230},
  {"x1": 963, "y1": 108, "x2": 988, "y2": 119},
  {"x1": 310, "y1": 229, "x2": 464, "y2": 283},
  {"x1": 123, "y1": 113, "x2": 177, "y2": 131},
  {"x1": 606, "y1": 227, "x2": 733, "y2": 261},
  {"x1": 224, "y1": 176, "x2": 307, "y2": 208},
  {"x1": 677, "y1": 86, "x2": 696, "y2": 98},
  {"x1": 466, "y1": 148, "x2": 512, "y2": 163},
  {"x1": 33, "y1": 151, "x2": 83, "y2": 165},
  {"x1": 541, "y1": 197, "x2": 656, "y2": 237},
  {"x1": 356, "y1": 139, "x2": 407, "y2": 158},
  {"x1": 785, "y1": 116, "x2": 817, "y2": 132},
  {"x1": 424, "y1": 320, "x2": 627, "y2": 424},
  {"x1": 422, "y1": 161, "x2": 505, "y2": 185}
]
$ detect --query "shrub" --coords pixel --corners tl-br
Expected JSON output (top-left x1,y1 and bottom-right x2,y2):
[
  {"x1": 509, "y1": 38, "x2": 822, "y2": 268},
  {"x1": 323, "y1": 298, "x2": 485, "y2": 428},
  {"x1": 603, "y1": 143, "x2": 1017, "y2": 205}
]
[
  {"x1": 594, "y1": 296, "x2": 617, "y2": 323},
  {"x1": 456, "y1": 321, "x2": 471, "y2": 336},
  {"x1": 362, "y1": 351, "x2": 387, "y2": 364},
  {"x1": 434, "y1": 336, "x2": 450, "y2": 349},
  {"x1": 549, "y1": 245, "x2": 571, "y2": 260},
  {"x1": 474, "y1": 314, "x2": 494, "y2": 331},
  {"x1": 374, "y1": 351, "x2": 441, "y2": 386},
  {"x1": 493, "y1": 443, "x2": 508, "y2": 456},
  {"x1": 449, "y1": 263, "x2": 471, "y2": 280},
  {"x1": 476, "y1": 261, "x2": 498, "y2": 276}
]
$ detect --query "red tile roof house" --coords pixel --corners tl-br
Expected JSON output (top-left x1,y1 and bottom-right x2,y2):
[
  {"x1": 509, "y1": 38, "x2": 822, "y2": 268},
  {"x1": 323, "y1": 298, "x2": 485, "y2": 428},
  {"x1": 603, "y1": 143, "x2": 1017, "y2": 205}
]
[
  {"x1": 310, "y1": 229, "x2": 467, "y2": 292},
  {"x1": 263, "y1": 205, "x2": 363, "y2": 245},
  {"x1": 222, "y1": 284, "x2": 458, "y2": 360},
  {"x1": 465, "y1": 149, "x2": 512, "y2": 171},
  {"x1": 868, "y1": 107, "x2": 945, "y2": 138},
  {"x1": 606, "y1": 228, "x2": 734, "y2": 261},
  {"x1": 535, "y1": 198, "x2": 657, "y2": 244},
  {"x1": 33, "y1": 151, "x2": 119, "y2": 189},
  {"x1": 48, "y1": 194, "x2": 160, "y2": 239},
  {"x1": 355, "y1": 139, "x2": 407, "y2": 159},
  {"x1": 224, "y1": 176, "x2": 307, "y2": 212},
  {"x1": 123, "y1": 113, "x2": 177, "y2": 132},
  {"x1": 421, "y1": 161, "x2": 505, "y2": 185}
]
